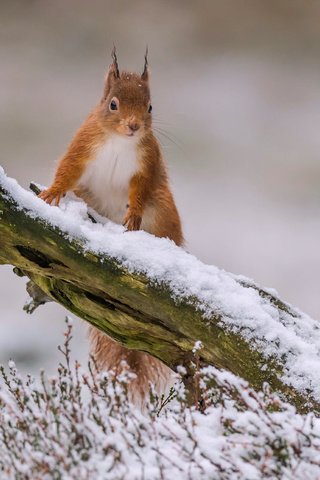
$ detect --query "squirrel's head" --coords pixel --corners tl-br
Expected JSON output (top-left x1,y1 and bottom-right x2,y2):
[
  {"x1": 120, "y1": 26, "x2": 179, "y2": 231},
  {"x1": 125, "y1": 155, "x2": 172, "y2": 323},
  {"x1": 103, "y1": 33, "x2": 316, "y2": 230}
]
[{"x1": 100, "y1": 48, "x2": 152, "y2": 138}]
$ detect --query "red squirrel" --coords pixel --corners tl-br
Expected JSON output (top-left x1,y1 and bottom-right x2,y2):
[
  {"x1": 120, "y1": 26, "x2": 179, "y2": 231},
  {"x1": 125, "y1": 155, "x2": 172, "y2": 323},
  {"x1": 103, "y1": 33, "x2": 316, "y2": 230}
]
[{"x1": 39, "y1": 49, "x2": 183, "y2": 404}]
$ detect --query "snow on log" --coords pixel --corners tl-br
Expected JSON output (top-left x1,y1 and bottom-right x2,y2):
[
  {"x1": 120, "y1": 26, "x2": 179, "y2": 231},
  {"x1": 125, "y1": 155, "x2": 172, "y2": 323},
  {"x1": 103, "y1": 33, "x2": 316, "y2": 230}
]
[{"x1": 0, "y1": 167, "x2": 320, "y2": 414}]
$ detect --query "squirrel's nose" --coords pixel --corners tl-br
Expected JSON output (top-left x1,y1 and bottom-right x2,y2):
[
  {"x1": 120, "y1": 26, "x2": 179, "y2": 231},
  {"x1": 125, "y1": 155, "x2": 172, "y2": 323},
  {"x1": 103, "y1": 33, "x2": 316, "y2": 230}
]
[{"x1": 128, "y1": 122, "x2": 140, "y2": 132}]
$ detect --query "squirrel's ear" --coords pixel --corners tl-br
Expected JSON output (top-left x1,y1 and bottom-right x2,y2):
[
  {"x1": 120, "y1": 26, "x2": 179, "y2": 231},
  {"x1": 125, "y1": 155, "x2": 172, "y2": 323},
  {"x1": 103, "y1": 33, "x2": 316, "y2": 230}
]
[
  {"x1": 108, "y1": 46, "x2": 120, "y2": 81},
  {"x1": 102, "y1": 47, "x2": 120, "y2": 100},
  {"x1": 141, "y1": 46, "x2": 149, "y2": 81}
]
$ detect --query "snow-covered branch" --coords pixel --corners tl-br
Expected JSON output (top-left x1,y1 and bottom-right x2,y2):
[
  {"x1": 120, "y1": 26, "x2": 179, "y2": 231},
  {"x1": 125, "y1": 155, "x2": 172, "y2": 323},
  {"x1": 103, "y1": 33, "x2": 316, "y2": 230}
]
[{"x1": 0, "y1": 167, "x2": 320, "y2": 414}]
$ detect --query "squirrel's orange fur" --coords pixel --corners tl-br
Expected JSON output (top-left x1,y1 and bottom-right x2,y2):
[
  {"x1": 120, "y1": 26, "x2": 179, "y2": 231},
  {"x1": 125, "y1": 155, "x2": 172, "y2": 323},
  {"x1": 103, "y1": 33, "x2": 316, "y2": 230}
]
[{"x1": 39, "y1": 51, "x2": 183, "y2": 404}]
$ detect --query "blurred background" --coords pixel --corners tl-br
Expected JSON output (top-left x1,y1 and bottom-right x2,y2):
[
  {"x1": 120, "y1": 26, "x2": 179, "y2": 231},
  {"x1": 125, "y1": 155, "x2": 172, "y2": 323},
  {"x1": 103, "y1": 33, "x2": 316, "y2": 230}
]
[{"x1": 1, "y1": 0, "x2": 320, "y2": 374}]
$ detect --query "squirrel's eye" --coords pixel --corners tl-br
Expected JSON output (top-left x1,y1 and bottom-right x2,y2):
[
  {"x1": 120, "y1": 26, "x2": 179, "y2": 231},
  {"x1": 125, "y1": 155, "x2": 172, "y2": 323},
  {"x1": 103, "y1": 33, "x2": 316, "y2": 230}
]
[
  {"x1": 148, "y1": 104, "x2": 152, "y2": 114},
  {"x1": 110, "y1": 99, "x2": 118, "y2": 111}
]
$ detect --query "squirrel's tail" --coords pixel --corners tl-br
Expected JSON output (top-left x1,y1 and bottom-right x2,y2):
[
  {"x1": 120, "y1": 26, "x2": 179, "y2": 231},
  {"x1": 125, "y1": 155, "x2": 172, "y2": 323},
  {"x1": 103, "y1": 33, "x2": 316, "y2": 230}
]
[{"x1": 89, "y1": 327, "x2": 173, "y2": 407}]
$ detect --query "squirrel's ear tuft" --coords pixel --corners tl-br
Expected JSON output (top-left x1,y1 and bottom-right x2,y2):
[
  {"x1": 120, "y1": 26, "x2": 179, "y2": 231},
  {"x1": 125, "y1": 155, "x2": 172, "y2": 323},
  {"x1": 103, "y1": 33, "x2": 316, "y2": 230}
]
[
  {"x1": 103, "y1": 47, "x2": 120, "y2": 100},
  {"x1": 141, "y1": 46, "x2": 149, "y2": 81},
  {"x1": 108, "y1": 46, "x2": 120, "y2": 80}
]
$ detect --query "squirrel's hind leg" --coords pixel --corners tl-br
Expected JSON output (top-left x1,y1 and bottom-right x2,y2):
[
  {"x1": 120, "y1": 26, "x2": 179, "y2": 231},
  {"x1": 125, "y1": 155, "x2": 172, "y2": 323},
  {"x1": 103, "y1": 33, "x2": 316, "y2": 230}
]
[{"x1": 89, "y1": 327, "x2": 173, "y2": 408}]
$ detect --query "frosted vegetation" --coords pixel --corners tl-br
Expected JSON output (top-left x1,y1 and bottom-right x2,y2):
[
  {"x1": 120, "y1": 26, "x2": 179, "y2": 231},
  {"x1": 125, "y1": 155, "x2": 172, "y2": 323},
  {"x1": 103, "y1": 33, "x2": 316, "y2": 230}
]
[{"x1": 1, "y1": 319, "x2": 320, "y2": 480}]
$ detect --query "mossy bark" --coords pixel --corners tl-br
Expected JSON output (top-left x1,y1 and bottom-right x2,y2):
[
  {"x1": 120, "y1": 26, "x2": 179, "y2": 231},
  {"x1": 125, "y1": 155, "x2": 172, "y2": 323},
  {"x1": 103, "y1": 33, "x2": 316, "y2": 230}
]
[{"x1": 0, "y1": 180, "x2": 317, "y2": 414}]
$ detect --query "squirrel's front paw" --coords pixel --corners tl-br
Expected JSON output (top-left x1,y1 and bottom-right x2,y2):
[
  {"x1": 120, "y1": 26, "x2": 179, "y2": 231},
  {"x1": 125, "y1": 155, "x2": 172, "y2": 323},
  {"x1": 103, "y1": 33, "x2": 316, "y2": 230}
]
[
  {"x1": 123, "y1": 212, "x2": 142, "y2": 231},
  {"x1": 38, "y1": 188, "x2": 65, "y2": 206}
]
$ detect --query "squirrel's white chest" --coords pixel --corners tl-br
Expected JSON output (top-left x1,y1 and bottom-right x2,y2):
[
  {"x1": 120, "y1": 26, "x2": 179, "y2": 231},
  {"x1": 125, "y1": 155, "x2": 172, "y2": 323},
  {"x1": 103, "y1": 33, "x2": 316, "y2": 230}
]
[{"x1": 78, "y1": 135, "x2": 138, "y2": 222}]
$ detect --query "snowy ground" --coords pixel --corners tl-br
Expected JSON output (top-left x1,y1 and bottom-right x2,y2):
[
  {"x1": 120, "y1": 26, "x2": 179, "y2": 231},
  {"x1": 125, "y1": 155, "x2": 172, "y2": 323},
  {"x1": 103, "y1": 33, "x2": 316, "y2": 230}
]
[{"x1": 1, "y1": 321, "x2": 320, "y2": 480}]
